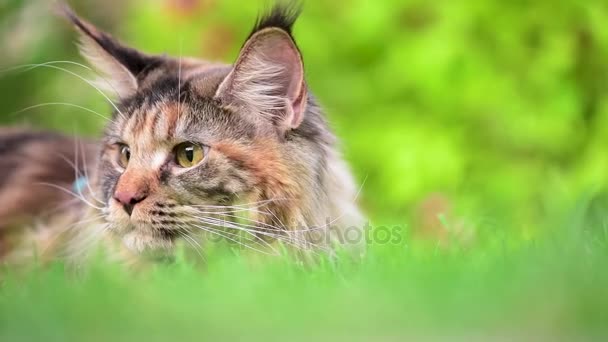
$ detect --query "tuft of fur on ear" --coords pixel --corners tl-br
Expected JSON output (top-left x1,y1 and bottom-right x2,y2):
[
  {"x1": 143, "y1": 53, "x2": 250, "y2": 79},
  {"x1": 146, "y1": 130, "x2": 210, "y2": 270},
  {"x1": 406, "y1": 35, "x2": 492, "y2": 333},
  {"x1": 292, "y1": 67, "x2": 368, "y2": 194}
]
[
  {"x1": 248, "y1": 1, "x2": 301, "y2": 38},
  {"x1": 57, "y1": 3, "x2": 159, "y2": 98},
  {"x1": 215, "y1": 2, "x2": 307, "y2": 132}
]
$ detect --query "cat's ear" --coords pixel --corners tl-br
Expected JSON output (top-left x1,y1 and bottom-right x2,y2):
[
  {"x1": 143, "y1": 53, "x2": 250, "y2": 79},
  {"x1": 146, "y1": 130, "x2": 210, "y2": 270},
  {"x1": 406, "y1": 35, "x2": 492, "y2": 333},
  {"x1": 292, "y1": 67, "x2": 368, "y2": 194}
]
[
  {"x1": 214, "y1": 4, "x2": 307, "y2": 132},
  {"x1": 59, "y1": 4, "x2": 158, "y2": 98}
]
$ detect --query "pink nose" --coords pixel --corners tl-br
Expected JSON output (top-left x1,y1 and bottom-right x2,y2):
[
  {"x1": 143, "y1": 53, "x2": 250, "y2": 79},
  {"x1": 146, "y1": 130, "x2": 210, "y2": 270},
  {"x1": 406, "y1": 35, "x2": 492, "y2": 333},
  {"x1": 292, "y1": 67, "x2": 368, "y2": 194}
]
[{"x1": 113, "y1": 189, "x2": 148, "y2": 216}]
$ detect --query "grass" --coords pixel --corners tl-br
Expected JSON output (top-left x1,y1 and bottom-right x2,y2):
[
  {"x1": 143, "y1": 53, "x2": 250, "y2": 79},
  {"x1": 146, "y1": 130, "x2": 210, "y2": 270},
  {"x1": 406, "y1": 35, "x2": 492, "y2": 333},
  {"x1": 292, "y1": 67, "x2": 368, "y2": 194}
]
[{"x1": 1, "y1": 200, "x2": 607, "y2": 341}]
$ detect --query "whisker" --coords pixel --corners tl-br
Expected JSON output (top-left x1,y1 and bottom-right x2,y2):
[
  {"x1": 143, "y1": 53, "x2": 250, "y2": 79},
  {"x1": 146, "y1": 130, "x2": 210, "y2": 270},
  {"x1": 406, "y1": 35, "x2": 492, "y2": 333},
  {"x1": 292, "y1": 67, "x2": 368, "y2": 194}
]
[
  {"x1": 192, "y1": 197, "x2": 291, "y2": 210},
  {"x1": 53, "y1": 150, "x2": 100, "y2": 200},
  {"x1": 72, "y1": 136, "x2": 104, "y2": 206},
  {"x1": 184, "y1": 218, "x2": 280, "y2": 255},
  {"x1": 183, "y1": 219, "x2": 279, "y2": 256},
  {"x1": 38, "y1": 196, "x2": 82, "y2": 217},
  {"x1": 72, "y1": 135, "x2": 81, "y2": 204},
  {"x1": 211, "y1": 211, "x2": 333, "y2": 245},
  {"x1": 270, "y1": 173, "x2": 370, "y2": 245},
  {"x1": 1, "y1": 60, "x2": 124, "y2": 101},
  {"x1": 52, "y1": 152, "x2": 105, "y2": 206},
  {"x1": 10, "y1": 102, "x2": 111, "y2": 122},
  {"x1": 62, "y1": 222, "x2": 110, "y2": 260},
  {"x1": 176, "y1": 217, "x2": 255, "y2": 244},
  {"x1": 177, "y1": 38, "x2": 183, "y2": 116},
  {"x1": 13, "y1": 63, "x2": 127, "y2": 120},
  {"x1": 175, "y1": 226, "x2": 203, "y2": 249},
  {"x1": 201, "y1": 211, "x2": 284, "y2": 232},
  {"x1": 38, "y1": 213, "x2": 105, "y2": 256},
  {"x1": 189, "y1": 206, "x2": 271, "y2": 217},
  {"x1": 77, "y1": 139, "x2": 105, "y2": 204},
  {"x1": 323, "y1": 173, "x2": 368, "y2": 228},
  {"x1": 0, "y1": 60, "x2": 94, "y2": 74},
  {"x1": 34, "y1": 182, "x2": 104, "y2": 210},
  {"x1": 192, "y1": 215, "x2": 325, "y2": 253},
  {"x1": 174, "y1": 225, "x2": 206, "y2": 261}
]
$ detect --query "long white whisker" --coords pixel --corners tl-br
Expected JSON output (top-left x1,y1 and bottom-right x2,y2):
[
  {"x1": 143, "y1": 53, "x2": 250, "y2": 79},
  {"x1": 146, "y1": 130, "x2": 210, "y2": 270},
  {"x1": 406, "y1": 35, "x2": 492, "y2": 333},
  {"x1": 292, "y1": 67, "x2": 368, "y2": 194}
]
[
  {"x1": 192, "y1": 197, "x2": 290, "y2": 210},
  {"x1": 190, "y1": 199, "x2": 291, "y2": 219},
  {"x1": 188, "y1": 208, "x2": 270, "y2": 216},
  {"x1": 38, "y1": 196, "x2": 82, "y2": 217},
  {"x1": 34, "y1": 182, "x2": 104, "y2": 210},
  {"x1": 10, "y1": 102, "x2": 111, "y2": 122},
  {"x1": 39, "y1": 213, "x2": 105, "y2": 256},
  {"x1": 177, "y1": 216, "x2": 259, "y2": 244},
  {"x1": 19, "y1": 63, "x2": 126, "y2": 120},
  {"x1": 174, "y1": 225, "x2": 206, "y2": 261},
  {"x1": 1, "y1": 60, "x2": 124, "y2": 101},
  {"x1": 177, "y1": 38, "x2": 183, "y2": 116},
  {"x1": 78, "y1": 139, "x2": 104, "y2": 204},
  {"x1": 306, "y1": 173, "x2": 369, "y2": 232},
  {"x1": 214, "y1": 211, "x2": 331, "y2": 238},
  {"x1": 55, "y1": 148, "x2": 105, "y2": 205},
  {"x1": 190, "y1": 206, "x2": 273, "y2": 218},
  {"x1": 295, "y1": 176, "x2": 368, "y2": 235},
  {"x1": 51, "y1": 151, "x2": 104, "y2": 205},
  {"x1": 73, "y1": 133, "x2": 80, "y2": 206},
  {"x1": 185, "y1": 216, "x2": 280, "y2": 255},
  {"x1": 1, "y1": 61, "x2": 93, "y2": 74},
  {"x1": 194, "y1": 216, "x2": 325, "y2": 253},
  {"x1": 64, "y1": 214, "x2": 106, "y2": 231},
  {"x1": 62, "y1": 223, "x2": 110, "y2": 259},
  {"x1": 204, "y1": 211, "x2": 284, "y2": 231},
  {"x1": 183, "y1": 219, "x2": 279, "y2": 256},
  {"x1": 176, "y1": 226, "x2": 203, "y2": 249}
]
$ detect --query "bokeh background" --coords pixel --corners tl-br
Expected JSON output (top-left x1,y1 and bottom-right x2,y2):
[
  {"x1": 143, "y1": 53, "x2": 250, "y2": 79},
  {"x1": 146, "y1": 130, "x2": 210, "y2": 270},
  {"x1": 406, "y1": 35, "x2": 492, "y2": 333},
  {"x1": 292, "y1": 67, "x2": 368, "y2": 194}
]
[
  {"x1": 3, "y1": 0, "x2": 608, "y2": 242},
  {"x1": 2, "y1": 0, "x2": 608, "y2": 339}
]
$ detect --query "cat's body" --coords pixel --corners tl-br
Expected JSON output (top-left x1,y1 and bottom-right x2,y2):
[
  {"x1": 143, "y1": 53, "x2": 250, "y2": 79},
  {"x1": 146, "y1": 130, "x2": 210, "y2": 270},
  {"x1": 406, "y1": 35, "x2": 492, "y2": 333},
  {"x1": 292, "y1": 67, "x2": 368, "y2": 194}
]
[
  {"x1": 0, "y1": 129, "x2": 99, "y2": 260},
  {"x1": 0, "y1": 3, "x2": 364, "y2": 263}
]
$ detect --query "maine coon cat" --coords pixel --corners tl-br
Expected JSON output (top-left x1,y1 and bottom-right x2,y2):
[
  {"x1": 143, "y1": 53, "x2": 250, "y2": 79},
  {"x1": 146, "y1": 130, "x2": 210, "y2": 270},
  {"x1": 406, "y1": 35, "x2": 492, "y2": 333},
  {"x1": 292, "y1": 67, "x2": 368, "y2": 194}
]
[{"x1": 0, "y1": 2, "x2": 364, "y2": 262}]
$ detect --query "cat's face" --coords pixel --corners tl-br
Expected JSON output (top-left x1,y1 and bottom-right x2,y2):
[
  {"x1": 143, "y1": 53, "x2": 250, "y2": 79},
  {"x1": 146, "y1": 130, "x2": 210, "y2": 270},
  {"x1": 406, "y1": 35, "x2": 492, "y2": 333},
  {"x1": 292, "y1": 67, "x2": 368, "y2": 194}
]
[
  {"x1": 62, "y1": 4, "x2": 314, "y2": 253},
  {"x1": 99, "y1": 69, "x2": 255, "y2": 251}
]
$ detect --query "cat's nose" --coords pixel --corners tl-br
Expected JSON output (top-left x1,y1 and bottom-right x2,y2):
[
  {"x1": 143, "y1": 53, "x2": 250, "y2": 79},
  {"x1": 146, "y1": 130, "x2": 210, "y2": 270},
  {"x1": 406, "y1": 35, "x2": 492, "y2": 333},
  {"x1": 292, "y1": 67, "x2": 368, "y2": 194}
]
[{"x1": 113, "y1": 189, "x2": 148, "y2": 216}]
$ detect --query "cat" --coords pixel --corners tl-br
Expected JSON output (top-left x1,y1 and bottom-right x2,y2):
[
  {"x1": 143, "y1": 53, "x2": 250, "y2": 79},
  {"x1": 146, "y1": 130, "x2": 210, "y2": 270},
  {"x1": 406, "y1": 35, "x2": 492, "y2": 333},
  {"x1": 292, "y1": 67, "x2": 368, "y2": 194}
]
[{"x1": 0, "y1": 2, "x2": 364, "y2": 263}]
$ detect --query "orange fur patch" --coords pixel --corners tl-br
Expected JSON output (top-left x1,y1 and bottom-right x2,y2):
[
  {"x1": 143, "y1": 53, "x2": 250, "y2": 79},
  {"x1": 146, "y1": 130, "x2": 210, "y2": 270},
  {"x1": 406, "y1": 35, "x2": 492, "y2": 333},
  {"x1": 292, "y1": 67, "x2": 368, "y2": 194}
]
[
  {"x1": 114, "y1": 168, "x2": 158, "y2": 197},
  {"x1": 163, "y1": 103, "x2": 180, "y2": 138},
  {"x1": 214, "y1": 138, "x2": 302, "y2": 229}
]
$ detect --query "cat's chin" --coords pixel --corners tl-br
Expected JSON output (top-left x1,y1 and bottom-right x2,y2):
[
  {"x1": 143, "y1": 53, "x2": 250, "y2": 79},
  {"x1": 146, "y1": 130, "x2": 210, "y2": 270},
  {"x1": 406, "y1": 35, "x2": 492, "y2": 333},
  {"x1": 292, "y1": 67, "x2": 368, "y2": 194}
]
[{"x1": 121, "y1": 229, "x2": 176, "y2": 256}]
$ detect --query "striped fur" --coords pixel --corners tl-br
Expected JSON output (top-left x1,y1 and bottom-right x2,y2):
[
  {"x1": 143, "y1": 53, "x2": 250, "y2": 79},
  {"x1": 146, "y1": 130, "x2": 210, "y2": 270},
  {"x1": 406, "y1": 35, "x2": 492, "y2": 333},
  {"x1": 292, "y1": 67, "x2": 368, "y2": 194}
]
[{"x1": 0, "y1": 3, "x2": 364, "y2": 262}]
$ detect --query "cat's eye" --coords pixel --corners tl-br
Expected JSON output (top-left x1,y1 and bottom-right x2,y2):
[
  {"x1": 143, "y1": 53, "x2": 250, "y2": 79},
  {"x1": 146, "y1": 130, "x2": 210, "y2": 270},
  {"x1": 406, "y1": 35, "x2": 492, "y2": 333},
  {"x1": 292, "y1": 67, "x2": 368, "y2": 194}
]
[
  {"x1": 174, "y1": 142, "x2": 205, "y2": 168},
  {"x1": 117, "y1": 144, "x2": 131, "y2": 168}
]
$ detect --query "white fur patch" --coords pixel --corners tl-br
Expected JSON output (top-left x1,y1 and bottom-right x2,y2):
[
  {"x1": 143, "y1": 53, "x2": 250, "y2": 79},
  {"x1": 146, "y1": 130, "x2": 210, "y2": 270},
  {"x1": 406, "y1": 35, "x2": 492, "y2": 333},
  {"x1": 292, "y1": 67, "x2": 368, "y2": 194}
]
[{"x1": 151, "y1": 150, "x2": 168, "y2": 169}]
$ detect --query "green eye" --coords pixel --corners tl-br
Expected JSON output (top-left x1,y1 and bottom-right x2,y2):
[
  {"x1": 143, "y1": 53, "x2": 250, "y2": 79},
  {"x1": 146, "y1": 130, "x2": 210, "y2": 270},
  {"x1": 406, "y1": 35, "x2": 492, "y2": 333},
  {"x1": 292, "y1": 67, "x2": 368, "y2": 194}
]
[
  {"x1": 175, "y1": 142, "x2": 205, "y2": 168},
  {"x1": 118, "y1": 145, "x2": 130, "y2": 168}
]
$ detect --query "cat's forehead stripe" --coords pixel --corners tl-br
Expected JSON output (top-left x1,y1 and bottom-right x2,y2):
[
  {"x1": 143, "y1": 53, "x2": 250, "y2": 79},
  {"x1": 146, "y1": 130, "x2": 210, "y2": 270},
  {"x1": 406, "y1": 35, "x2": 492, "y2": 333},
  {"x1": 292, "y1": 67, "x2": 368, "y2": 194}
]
[
  {"x1": 120, "y1": 101, "x2": 185, "y2": 145},
  {"x1": 149, "y1": 109, "x2": 162, "y2": 137},
  {"x1": 163, "y1": 103, "x2": 180, "y2": 139}
]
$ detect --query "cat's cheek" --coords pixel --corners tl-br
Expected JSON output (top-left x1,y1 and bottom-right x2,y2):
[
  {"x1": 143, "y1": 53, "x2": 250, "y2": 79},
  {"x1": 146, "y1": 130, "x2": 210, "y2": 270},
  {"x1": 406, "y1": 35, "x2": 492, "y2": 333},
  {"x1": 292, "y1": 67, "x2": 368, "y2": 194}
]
[{"x1": 106, "y1": 200, "x2": 132, "y2": 232}]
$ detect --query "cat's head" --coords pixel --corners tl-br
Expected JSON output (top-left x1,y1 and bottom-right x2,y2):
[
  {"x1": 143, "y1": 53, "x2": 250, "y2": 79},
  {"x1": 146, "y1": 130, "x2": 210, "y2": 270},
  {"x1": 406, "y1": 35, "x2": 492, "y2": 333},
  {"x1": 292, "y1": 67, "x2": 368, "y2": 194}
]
[{"x1": 62, "y1": 3, "x2": 331, "y2": 253}]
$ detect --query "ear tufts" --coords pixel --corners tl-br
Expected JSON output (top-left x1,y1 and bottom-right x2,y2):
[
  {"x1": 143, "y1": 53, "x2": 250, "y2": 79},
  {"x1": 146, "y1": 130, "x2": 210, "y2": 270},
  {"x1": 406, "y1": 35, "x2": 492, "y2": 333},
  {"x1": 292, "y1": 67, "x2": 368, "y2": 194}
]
[
  {"x1": 56, "y1": 2, "x2": 160, "y2": 98},
  {"x1": 215, "y1": 2, "x2": 307, "y2": 133},
  {"x1": 249, "y1": 1, "x2": 302, "y2": 39}
]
